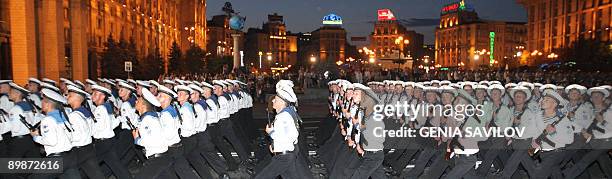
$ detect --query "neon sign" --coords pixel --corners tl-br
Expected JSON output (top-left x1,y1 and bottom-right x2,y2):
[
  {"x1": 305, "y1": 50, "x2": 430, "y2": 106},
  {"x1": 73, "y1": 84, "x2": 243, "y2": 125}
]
[
  {"x1": 441, "y1": 0, "x2": 466, "y2": 14},
  {"x1": 489, "y1": 32, "x2": 495, "y2": 65},
  {"x1": 323, "y1": 14, "x2": 343, "y2": 25},
  {"x1": 377, "y1": 9, "x2": 396, "y2": 21}
]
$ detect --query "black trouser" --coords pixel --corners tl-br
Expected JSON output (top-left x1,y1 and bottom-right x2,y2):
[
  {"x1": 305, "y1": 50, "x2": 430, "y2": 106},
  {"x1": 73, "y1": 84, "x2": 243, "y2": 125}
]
[
  {"x1": 219, "y1": 119, "x2": 249, "y2": 162},
  {"x1": 476, "y1": 137, "x2": 510, "y2": 176},
  {"x1": 28, "y1": 151, "x2": 81, "y2": 179},
  {"x1": 330, "y1": 147, "x2": 359, "y2": 178},
  {"x1": 209, "y1": 123, "x2": 239, "y2": 170},
  {"x1": 75, "y1": 144, "x2": 105, "y2": 179},
  {"x1": 316, "y1": 115, "x2": 337, "y2": 145},
  {"x1": 501, "y1": 138, "x2": 536, "y2": 179},
  {"x1": 183, "y1": 134, "x2": 212, "y2": 178},
  {"x1": 444, "y1": 154, "x2": 479, "y2": 179},
  {"x1": 116, "y1": 129, "x2": 140, "y2": 166},
  {"x1": 420, "y1": 143, "x2": 450, "y2": 179},
  {"x1": 9, "y1": 135, "x2": 40, "y2": 158},
  {"x1": 94, "y1": 138, "x2": 132, "y2": 179},
  {"x1": 349, "y1": 151, "x2": 386, "y2": 179},
  {"x1": 254, "y1": 152, "x2": 299, "y2": 179},
  {"x1": 230, "y1": 113, "x2": 252, "y2": 154},
  {"x1": 534, "y1": 149, "x2": 566, "y2": 179},
  {"x1": 402, "y1": 144, "x2": 439, "y2": 179},
  {"x1": 389, "y1": 137, "x2": 420, "y2": 173},
  {"x1": 563, "y1": 138, "x2": 612, "y2": 179},
  {"x1": 167, "y1": 144, "x2": 199, "y2": 179},
  {"x1": 134, "y1": 153, "x2": 176, "y2": 179},
  {"x1": 197, "y1": 130, "x2": 228, "y2": 175}
]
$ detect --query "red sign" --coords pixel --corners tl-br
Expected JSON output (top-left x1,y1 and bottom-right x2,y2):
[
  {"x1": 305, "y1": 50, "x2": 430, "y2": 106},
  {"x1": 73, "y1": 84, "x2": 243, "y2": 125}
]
[
  {"x1": 377, "y1": 9, "x2": 396, "y2": 21},
  {"x1": 442, "y1": 4, "x2": 459, "y2": 13}
]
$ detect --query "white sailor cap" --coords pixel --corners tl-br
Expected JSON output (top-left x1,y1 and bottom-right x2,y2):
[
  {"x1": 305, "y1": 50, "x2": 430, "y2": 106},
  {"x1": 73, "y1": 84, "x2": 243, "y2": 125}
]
[
  {"x1": 518, "y1": 82, "x2": 535, "y2": 90},
  {"x1": 136, "y1": 80, "x2": 152, "y2": 88},
  {"x1": 505, "y1": 83, "x2": 518, "y2": 89},
  {"x1": 115, "y1": 79, "x2": 126, "y2": 84},
  {"x1": 456, "y1": 89, "x2": 477, "y2": 105},
  {"x1": 440, "y1": 80, "x2": 451, "y2": 86},
  {"x1": 127, "y1": 79, "x2": 137, "y2": 85},
  {"x1": 149, "y1": 80, "x2": 160, "y2": 88},
  {"x1": 0, "y1": 80, "x2": 11, "y2": 84},
  {"x1": 489, "y1": 81, "x2": 502, "y2": 86},
  {"x1": 353, "y1": 83, "x2": 381, "y2": 104},
  {"x1": 91, "y1": 85, "x2": 112, "y2": 96},
  {"x1": 73, "y1": 80, "x2": 85, "y2": 89},
  {"x1": 188, "y1": 84, "x2": 204, "y2": 94},
  {"x1": 67, "y1": 85, "x2": 90, "y2": 98},
  {"x1": 59, "y1": 78, "x2": 70, "y2": 84},
  {"x1": 63, "y1": 80, "x2": 76, "y2": 88},
  {"x1": 478, "y1": 81, "x2": 489, "y2": 86},
  {"x1": 423, "y1": 81, "x2": 432, "y2": 86},
  {"x1": 533, "y1": 83, "x2": 543, "y2": 88},
  {"x1": 440, "y1": 85, "x2": 457, "y2": 96},
  {"x1": 565, "y1": 84, "x2": 587, "y2": 95},
  {"x1": 174, "y1": 79, "x2": 185, "y2": 85},
  {"x1": 174, "y1": 85, "x2": 193, "y2": 94},
  {"x1": 212, "y1": 80, "x2": 226, "y2": 88},
  {"x1": 487, "y1": 84, "x2": 505, "y2": 96},
  {"x1": 41, "y1": 88, "x2": 67, "y2": 105},
  {"x1": 157, "y1": 85, "x2": 177, "y2": 98},
  {"x1": 236, "y1": 80, "x2": 247, "y2": 86},
  {"x1": 588, "y1": 87, "x2": 610, "y2": 98},
  {"x1": 192, "y1": 81, "x2": 202, "y2": 87},
  {"x1": 201, "y1": 82, "x2": 214, "y2": 89},
  {"x1": 474, "y1": 84, "x2": 488, "y2": 90},
  {"x1": 85, "y1": 79, "x2": 97, "y2": 85},
  {"x1": 100, "y1": 79, "x2": 115, "y2": 86},
  {"x1": 413, "y1": 83, "x2": 426, "y2": 90},
  {"x1": 539, "y1": 84, "x2": 557, "y2": 92},
  {"x1": 9, "y1": 82, "x2": 30, "y2": 94},
  {"x1": 556, "y1": 86, "x2": 565, "y2": 90},
  {"x1": 599, "y1": 85, "x2": 612, "y2": 91},
  {"x1": 163, "y1": 79, "x2": 176, "y2": 86},
  {"x1": 449, "y1": 83, "x2": 461, "y2": 89},
  {"x1": 141, "y1": 87, "x2": 161, "y2": 107},
  {"x1": 424, "y1": 86, "x2": 440, "y2": 94},
  {"x1": 41, "y1": 83, "x2": 60, "y2": 93},
  {"x1": 276, "y1": 80, "x2": 297, "y2": 103},
  {"x1": 225, "y1": 79, "x2": 237, "y2": 86},
  {"x1": 328, "y1": 80, "x2": 338, "y2": 86},
  {"x1": 42, "y1": 78, "x2": 57, "y2": 86},
  {"x1": 542, "y1": 89, "x2": 568, "y2": 107},
  {"x1": 118, "y1": 81, "x2": 136, "y2": 92},
  {"x1": 404, "y1": 82, "x2": 415, "y2": 88},
  {"x1": 28, "y1": 78, "x2": 42, "y2": 85},
  {"x1": 510, "y1": 86, "x2": 531, "y2": 101}
]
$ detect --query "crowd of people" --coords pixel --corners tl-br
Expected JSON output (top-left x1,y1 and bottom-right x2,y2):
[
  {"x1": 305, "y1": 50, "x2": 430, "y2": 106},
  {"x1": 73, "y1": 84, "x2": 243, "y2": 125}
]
[{"x1": 317, "y1": 78, "x2": 612, "y2": 178}]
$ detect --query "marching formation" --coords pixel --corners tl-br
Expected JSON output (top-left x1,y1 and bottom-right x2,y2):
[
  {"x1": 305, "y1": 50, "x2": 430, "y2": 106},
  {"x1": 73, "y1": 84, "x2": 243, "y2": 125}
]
[
  {"x1": 0, "y1": 77, "x2": 255, "y2": 179},
  {"x1": 319, "y1": 79, "x2": 612, "y2": 179}
]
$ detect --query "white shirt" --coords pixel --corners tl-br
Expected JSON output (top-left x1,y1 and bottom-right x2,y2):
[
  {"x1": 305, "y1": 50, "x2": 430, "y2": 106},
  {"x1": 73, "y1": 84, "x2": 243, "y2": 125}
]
[
  {"x1": 119, "y1": 99, "x2": 139, "y2": 130},
  {"x1": 206, "y1": 98, "x2": 220, "y2": 124},
  {"x1": 217, "y1": 95, "x2": 230, "y2": 119},
  {"x1": 193, "y1": 101, "x2": 208, "y2": 132},
  {"x1": 228, "y1": 93, "x2": 238, "y2": 114},
  {"x1": 33, "y1": 111, "x2": 73, "y2": 155},
  {"x1": 593, "y1": 105, "x2": 612, "y2": 139},
  {"x1": 68, "y1": 107, "x2": 94, "y2": 147},
  {"x1": 92, "y1": 103, "x2": 115, "y2": 139},
  {"x1": 538, "y1": 114, "x2": 573, "y2": 151},
  {"x1": 28, "y1": 93, "x2": 42, "y2": 110},
  {"x1": 9, "y1": 101, "x2": 40, "y2": 137},
  {"x1": 135, "y1": 112, "x2": 168, "y2": 157},
  {"x1": 512, "y1": 107, "x2": 541, "y2": 139},
  {"x1": 270, "y1": 109, "x2": 299, "y2": 152},
  {"x1": 178, "y1": 102, "x2": 196, "y2": 137},
  {"x1": 160, "y1": 106, "x2": 181, "y2": 146},
  {"x1": 0, "y1": 113, "x2": 11, "y2": 141},
  {"x1": 0, "y1": 95, "x2": 14, "y2": 113}
]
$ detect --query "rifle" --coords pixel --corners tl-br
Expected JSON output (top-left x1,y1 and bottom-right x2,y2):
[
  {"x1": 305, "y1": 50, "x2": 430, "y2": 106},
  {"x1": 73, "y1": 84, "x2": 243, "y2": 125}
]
[
  {"x1": 584, "y1": 104, "x2": 610, "y2": 141},
  {"x1": 511, "y1": 105, "x2": 527, "y2": 128},
  {"x1": 19, "y1": 115, "x2": 41, "y2": 132},
  {"x1": 528, "y1": 114, "x2": 565, "y2": 158},
  {"x1": 488, "y1": 106, "x2": 502, "y2": 128},
  {"x1": 445, "y1": 117, "x2": 468, "y2": 160}
]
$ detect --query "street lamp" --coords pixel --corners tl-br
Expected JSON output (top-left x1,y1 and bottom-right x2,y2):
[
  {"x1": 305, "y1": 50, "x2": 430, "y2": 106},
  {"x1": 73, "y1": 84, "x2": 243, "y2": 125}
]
[
  {"x1": 258, "y1": 51, "x2": 263, "y2": 69},
  {"x1": 310, "y1": 55, "x2": 316, "y2": 63}
]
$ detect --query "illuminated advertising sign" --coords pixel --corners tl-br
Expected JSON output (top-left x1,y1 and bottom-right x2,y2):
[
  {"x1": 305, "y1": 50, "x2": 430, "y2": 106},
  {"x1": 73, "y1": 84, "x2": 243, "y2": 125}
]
[
  {"x1": 377, "y1": 9, "x2": 396, "y2": 21},
  {"x1": 489, "y1": 32, "x2": 495, "y2": 65},
  {"x1": 441, "y1": 0, "x2": 467, "y2": 14},
  {"x1": 323, "y1": 14, "x2": 343, "y2": 25}
]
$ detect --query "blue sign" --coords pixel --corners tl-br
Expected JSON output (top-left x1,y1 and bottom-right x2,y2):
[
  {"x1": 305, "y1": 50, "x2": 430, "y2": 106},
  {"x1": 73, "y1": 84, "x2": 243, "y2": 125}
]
[{"x1": 323, "y1": 13, "x2": 342, "y2": 25}]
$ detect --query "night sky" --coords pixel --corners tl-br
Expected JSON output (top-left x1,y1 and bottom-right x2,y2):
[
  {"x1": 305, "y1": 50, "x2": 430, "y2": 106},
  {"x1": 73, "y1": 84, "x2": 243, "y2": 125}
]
[{"x1": 206, "y1": 0, "x2": 527, "y2": 45}]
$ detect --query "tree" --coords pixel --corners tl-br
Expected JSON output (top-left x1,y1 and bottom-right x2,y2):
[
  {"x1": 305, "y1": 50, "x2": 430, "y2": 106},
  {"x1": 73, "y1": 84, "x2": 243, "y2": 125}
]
[
  {"x1": 184, "y1": 45, "x2": 206, "y2": 74},
  {"x1": 168, "y1": 42, "x2": 182, "y2": 74},
  {"x1": 100, "y1": 34, "x2": 125, "y2": 78},
  {"x1": 207, "y1": 55, "x2": 233, "y2": 74},
  {"x1": 136, "y1": 47, "x2": 164, "y2": 79},
  {"x1": 559, "y1": 38, "x2": 612, "y2": 71}
]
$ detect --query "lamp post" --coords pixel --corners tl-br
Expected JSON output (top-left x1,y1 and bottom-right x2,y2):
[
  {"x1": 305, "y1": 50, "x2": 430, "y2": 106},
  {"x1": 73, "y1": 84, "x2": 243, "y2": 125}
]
[
  {"x1": 394, "y1": 36, "x2": 409, "y2": 69},
  {"x1": 258, "y1": 51, "x2": 263, "y2": 69}
]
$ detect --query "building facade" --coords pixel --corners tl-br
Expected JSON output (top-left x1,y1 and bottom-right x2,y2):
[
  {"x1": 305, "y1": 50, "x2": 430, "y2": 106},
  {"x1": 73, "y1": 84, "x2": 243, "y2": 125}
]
[
  {"x1": 1, "y1": 0, "x2": 206, "y2": 84},
  {"x1": 517, "y1": 0, "x2": 611, "y2": 54},
  {"x1": 435, "y1": 1, "x2": 527, "y2": 69},
  {"x1": 206, "y1": 14, "x2": 241, "y2": 57},
  {"x1": 244, "y1": 13, "x2": 297, "y2": 71},
  {"x1": 370, "y1": 16, "x2": 424, "y2": 70}
]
